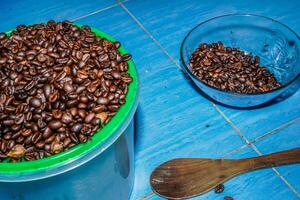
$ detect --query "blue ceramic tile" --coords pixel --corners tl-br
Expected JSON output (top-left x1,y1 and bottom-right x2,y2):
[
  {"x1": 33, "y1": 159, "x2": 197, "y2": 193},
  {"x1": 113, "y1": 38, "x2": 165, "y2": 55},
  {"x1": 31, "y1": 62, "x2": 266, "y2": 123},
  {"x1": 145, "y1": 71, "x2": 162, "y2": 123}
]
[
  {"x1": 75, "y1": 6, "x2": 247, "y2": 199},
  {"x1": 220, "y1": 91, "x2": 300, "y2": 140},
  {"x1": 255, "y1": 121, "x2": 300, "y2": 194},
  {"x1": 123, "y1": 0, "x2": 300, "y2": 141},
  {"x1": 0, "y1": 0, "x2": 116, "y2": 31}
]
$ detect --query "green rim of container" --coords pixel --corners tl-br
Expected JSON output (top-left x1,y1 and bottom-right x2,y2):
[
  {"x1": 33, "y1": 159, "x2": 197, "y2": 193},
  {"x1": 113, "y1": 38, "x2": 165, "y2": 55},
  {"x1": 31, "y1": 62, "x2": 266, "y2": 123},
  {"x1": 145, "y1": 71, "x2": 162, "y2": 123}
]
[{"x1": 0, "y1": 24, "x2": 138, "y2": 174}]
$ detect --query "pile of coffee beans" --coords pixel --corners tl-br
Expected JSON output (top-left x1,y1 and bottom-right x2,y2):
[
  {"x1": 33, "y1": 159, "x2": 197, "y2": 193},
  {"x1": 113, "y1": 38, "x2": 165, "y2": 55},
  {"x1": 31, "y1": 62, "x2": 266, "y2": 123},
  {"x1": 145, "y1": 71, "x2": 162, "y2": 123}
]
[
  {"x1": 0, "y1": 20, "x2": 132, "y2": 162},
  {"x1": 190, "y1": 42, "x2": 281, "y2": 93}
]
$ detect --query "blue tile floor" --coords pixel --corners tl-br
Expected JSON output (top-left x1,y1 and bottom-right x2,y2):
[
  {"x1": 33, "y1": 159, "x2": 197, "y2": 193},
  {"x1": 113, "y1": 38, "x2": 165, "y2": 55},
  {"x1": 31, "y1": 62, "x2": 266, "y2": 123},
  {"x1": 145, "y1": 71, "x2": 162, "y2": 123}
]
[{"x1": 0, "y1": 0, "x2": 299, "y2": 199}]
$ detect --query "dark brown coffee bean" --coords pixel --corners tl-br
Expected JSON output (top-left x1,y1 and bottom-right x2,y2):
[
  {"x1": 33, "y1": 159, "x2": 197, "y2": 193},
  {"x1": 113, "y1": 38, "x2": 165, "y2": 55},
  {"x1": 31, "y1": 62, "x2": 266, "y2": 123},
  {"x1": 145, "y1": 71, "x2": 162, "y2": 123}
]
[
  {"x1": 108, "y1": 105, "x2": 119, "y2": 112},
  {"x1": 0, "y1": 57, "x2": 7, "y2": 64},
  {"x1": 42, "y1": 127, "x2": 52, "y2": 139},
  {"x1": 11, "y1": 124, "x2": 21, "y2": 132},
  {"x1": 4, "y1": 133, "x2": 12, "y2": 140},
  {"x1": 48, "y1": 120, "x2": 62, "y2": 130},
  {"x1": 70, "y1": 123, "x2": 83, "y2": 133},
  {"x1": 37, "y1": 119, "x2": 47, "y2": 129},
  {"x1": 55, "y1": 71, "x2": 67, "y2": 82},
  {"x1": 52, "y1": 109, "x2": 63, "y2": 119},
  {"x1": 78, "y1": 103, "x2": 87, "y2": 109},
  {"x1": 224, "y1": 197, "x2": 233, "y2": 200},
  {"x1": 92, "y1": 105, "x2": 106, "y2": 113},
  {"x1": 85, "y1": 112, "x2": 95, "y2": 123},
  {"x1": 70, "y1": 133, "x2": 79, "y2": 143},
  {"x1": 66, "y1": 99, "x2": 78, "y2": 107},
  {"x1": 97, "y1": 97, "x2": 109, "y2": 105},
  {"x1": 15, "y1": 114, "x2": 25, "y2": 125},
  {"x1": 3, "y1": 119, "x2": 14, "y2": 126},
  {"x1": 48, "y1": 91, "x2": 59, "y2": 103},
  {"x1": 63, "y1": 83, "x2": 74, "y2": 93},
  {"x1": 61, "y1": 112, "x2": 73, "y2": 124},
  {"x1": 214, "y1": 184, "x2": 224, "y2": 193},
  {"x1": 20, "y1": 129, "x2": 32, "y2": 137},
  {"x1": 45, "y1": 135, "x2": 55, "y2": 144},
  {"x1": 78, "y1": 109, "x2": 86, "y2": 119},
  {"x1": 63, "y1": 137, "x2": 72, "y2": 148},
  {"x1": 70, "y1": 107, "x2": 78, "y2": 116},
  {"x1": 30, "y1": 97, "x2": 42, "y2": 108},
  {"x1": 31, "y1": 132, "x2": 42, "y2": 144}
]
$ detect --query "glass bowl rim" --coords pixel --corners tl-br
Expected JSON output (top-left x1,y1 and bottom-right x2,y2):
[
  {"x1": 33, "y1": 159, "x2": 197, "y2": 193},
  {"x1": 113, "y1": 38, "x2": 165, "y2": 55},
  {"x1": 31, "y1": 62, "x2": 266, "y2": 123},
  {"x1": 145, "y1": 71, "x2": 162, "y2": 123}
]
[{"x1": 180, "y1": 13, "x2": 300, "y2": 96}]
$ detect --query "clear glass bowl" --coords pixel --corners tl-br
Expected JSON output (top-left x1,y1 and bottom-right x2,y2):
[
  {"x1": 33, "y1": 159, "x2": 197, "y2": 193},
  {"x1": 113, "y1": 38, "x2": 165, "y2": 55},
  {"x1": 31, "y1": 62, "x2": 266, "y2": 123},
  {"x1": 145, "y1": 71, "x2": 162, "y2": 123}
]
[{"x1": 180, "y1": 14, "x2": 300, "y2": 108}]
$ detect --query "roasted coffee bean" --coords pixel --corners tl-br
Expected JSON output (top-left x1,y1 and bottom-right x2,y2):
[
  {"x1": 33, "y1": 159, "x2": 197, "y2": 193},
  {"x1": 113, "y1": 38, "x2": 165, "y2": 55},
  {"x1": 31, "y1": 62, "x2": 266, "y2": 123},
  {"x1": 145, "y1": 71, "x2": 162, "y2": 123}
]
[
  {"x1": 52, "y1": 109, "x2": 63, "y2": 119},
  {"x1": 20, "y1": 129, "x2": 32, "y2": 137},
  {"x1": 45, "y1": 135, "x2": 55, "y2": 144},
  {"x1": 97, "y1": 112, "x2": 108, "y2": 124},
  {"x1": 15, "y1": 114, "x2": 25, "y2": 125},
  {"x1": 78, "y1": 109, "x2": 86, "y2": 119},
  {"x1": 70, "y1": 107, "x2": 78, "y2": 116},
  {"x1": 70, "y1": 123, "x2": 83, "y2": 133},
  {"x1": 92, "y1": 105, "x2": 106, "y2": 113},
  {"x1": 32, "y1": 132, "x2": 42, "y2": 144},
  {"x1": 85, "y1": 112, "x2": 95, "y2": 123},
  {"x1": 214, "y1": 184, "x2": 224, "y2": 193},
  {"x1": 11, "y1": 124, "x2": 21, "y2": 132},
  {"x1": 29, "y1": 97, "x2": 42, "y2": 108},
  {"x1": 4, "y1": 132, "x2": 12, "y2": 140},
  {"x1": 97, "y1": 97, "x2": 109, "y2": 105},
  {"x1": 51, "y1": 141, "x2": 64, "y2": 154},
  {"x1": 7, "y1": 144, "x2": 26, "y2": 158},
  {"x1": 0, "y1": 21, "x2": 132, "y2": 162},
  {"x1": 190, "y1": 42, "x2": 281, "y2": 93},
  {"x1": 224, "y1": 197, "x2": 233, "y2": 200},
  {"x1": 61, "y1": 112, "x2": 73, "y2": 124},
  {"x1": 3, "y1": 119, "x2": 14, "y2": 126},
  {"x1": 37, "y1": 119, "x2": 47, "y2": 129},
  {"x1": 42, "y1": 127, "x2": 52, "y2": 139},
  {"x1": 48, "y1": 120, "x2": 63, "y2": 130}
]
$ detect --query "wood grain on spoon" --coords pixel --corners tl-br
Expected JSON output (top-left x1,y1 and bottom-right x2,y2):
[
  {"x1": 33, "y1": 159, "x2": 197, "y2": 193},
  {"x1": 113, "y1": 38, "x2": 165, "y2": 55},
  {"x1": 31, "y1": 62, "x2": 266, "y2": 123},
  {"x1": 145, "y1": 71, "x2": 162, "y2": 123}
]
[{"x1": 150, "y1": 148, "x2": 300, "y2": 199}]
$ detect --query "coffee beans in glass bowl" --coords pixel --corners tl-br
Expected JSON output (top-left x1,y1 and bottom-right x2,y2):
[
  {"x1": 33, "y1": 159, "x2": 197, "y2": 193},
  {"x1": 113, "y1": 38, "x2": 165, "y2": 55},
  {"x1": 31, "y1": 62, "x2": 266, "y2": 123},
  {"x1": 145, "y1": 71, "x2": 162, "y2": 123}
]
[
  {"x1": 190, "y1": 42, "x2": 281, "y2": 94},
  {"x1": 0, "y1": 20, "x2": 134, "y2": 162},
  {"x1": 180, "y1": 14, "x2": 300, "y2": 108}
]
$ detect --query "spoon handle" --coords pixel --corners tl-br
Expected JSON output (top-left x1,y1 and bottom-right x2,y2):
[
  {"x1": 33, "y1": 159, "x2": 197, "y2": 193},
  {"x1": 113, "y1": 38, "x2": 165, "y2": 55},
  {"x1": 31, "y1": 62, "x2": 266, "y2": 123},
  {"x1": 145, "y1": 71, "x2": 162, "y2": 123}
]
[{"x1": 239, "y1": 148, "x2": 300, "y2": 171}]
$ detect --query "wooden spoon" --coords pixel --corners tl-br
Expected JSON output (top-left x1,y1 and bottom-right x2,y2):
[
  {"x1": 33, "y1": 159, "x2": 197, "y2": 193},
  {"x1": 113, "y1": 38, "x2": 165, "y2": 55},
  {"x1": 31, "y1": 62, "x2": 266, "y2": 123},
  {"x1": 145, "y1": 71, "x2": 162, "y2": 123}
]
[{"x1": 150, "y1": 148, "x2": 300, "y2": 199}]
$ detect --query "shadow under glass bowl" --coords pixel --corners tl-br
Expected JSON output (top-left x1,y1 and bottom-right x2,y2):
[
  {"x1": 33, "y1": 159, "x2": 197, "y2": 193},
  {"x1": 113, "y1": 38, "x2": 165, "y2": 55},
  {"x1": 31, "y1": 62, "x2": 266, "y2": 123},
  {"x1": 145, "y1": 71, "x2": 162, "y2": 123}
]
[{"x1": 180, "y1": 14, "x2": 300, "y2": 108}]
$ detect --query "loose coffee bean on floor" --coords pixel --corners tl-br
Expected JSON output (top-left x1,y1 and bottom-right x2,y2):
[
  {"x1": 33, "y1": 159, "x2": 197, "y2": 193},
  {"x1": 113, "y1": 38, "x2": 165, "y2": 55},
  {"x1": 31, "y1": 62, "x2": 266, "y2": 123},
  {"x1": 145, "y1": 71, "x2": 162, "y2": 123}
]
[
  {"x1": 190, "y1": 42, "x2": 281, "y2": 93},
  {"x1": 224, "y1": 196, "x2": 234, "y2": 200},
  {"x1": 214, "y1": 184, "x2": 225, "y2": 193},
  {"x1": 0, "y1": 20, "x2": 132, "y2": 162}
]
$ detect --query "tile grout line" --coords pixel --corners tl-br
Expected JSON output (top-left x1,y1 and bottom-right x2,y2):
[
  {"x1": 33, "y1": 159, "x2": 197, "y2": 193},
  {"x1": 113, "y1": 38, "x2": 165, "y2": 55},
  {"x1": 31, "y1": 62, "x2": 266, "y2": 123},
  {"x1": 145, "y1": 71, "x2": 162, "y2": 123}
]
[
  {"x1": 214, "y1": 105, "x2": 300, "y2": 197},
  {"x1": 117, "y1": 1, "x2": 185, "y2": 73},
  {"x1": 251, "y1": 117, "x2": 300, "y2": 144},
  {"x1": 118, "y1": 2, "x2": 300, "y2": 198},
  {"x1": 222, "y1": 117, "x2": 300, "y2": 158},
  {"x1": 250, "y1": 143, "x2": 300, "y2": 198},
  {"x1": 70, "y1": 4, "x2": 118, "y2": 22},
  {"x1": 212, "y1": 104, "x2": 251, "y2": 144},
  {"x1": 70, "y1": 0, "x2": 130, "y2": 22}
]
